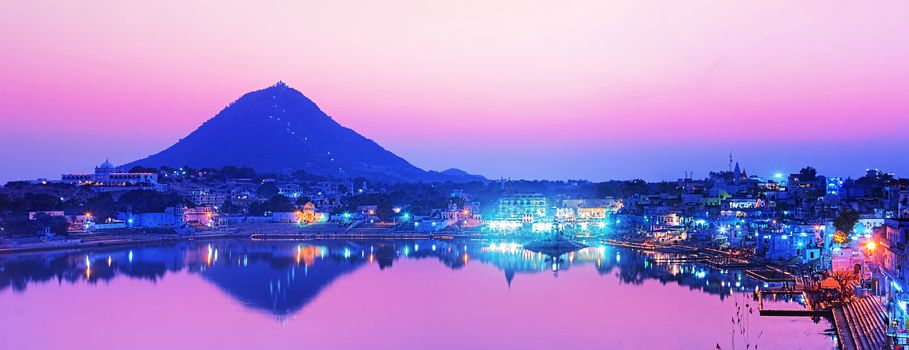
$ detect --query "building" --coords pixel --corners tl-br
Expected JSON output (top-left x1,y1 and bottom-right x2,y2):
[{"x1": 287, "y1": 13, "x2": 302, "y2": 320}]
[
  {"x1": 875, "y1": 217, "x2": 909, "y2": 342},
  {"x1": 826, "y1": 177, "x2": 844, "y2": 196},
  {"x1": 497, "y1": 193, "x2": 547, "y2": 223},
  {"x1": 62, "y1": 160, "x2": 159, "y2": 192},
  {"x1": 297, "y1": 202, "x2": 326, "y2": 224}
]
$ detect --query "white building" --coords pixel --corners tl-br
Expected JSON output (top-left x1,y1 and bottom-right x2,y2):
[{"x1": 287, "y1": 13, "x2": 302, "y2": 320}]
[{"x1": 62, "y1": 160, "x2": 159, "y2": 192}]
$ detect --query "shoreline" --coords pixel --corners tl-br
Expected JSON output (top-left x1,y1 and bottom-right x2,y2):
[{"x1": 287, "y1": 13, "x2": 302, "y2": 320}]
[{"x1": 0, "y1": 224, "x2": 484, "y2": 255}]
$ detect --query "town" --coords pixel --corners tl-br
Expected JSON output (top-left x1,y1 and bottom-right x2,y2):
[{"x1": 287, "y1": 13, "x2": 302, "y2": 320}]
[{"x1": 2, "y1": 158, "x2": 908, "y2": 348}]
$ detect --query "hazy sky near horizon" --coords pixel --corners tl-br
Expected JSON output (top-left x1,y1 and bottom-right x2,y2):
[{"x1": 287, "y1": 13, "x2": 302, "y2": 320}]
[{"x1": 1, "y1": 0, "x2": 908, "y2": 182}]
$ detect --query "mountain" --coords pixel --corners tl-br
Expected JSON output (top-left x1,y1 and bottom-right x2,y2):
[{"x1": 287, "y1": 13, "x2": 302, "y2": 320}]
[
  {"x1": 428, "y1": 168, "x2": 486, "y2": 182},
  {"x1": 127, "y1": 82, "x2": 484, "y2": 182}
]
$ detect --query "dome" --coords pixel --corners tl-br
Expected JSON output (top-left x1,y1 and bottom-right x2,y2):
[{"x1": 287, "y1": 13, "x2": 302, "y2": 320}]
[{"x1": 99, "y1": 159, "x2": 114, "y2": 169}]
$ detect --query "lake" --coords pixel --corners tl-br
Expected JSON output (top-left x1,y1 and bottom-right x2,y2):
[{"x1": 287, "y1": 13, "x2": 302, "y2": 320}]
[{"x1": 0, "y1": 239, "x2": 837, "y2": 349}]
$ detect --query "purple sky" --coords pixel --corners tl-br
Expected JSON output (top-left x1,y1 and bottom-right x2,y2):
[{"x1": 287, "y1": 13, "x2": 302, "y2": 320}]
[{"x1": 1, "y1": 1, "x2": 907, "y2": 182}]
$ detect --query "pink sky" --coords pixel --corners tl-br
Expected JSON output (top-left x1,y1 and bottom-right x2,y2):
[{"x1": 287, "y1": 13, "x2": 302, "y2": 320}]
[{"x1": 1, "y1": 1, "x2": 908, "y2": 181}]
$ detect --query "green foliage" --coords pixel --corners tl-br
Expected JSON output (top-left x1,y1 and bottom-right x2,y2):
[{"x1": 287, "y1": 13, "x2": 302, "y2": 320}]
[
  {"x1": 219, "y1": 166, "x2": 257, "y2": 179},
  {"x1": 219, "y1": 200, "x2": 243, "y2": 214},
  {"x1": 118, "y1": 190, "x2": 182, "y2": 213},
  {"x1": 249, "y1": 195, "x2": 294, "y2": 215},
  {"x1": 256, "y1": 182, "x2": 280, "y2": 199},
  {"x1": 833, "y1": 209, "x2": 860, "y2": 235},
  {"x1": 0, "y1": 193, "x2": 63, "y2": 212},
  {"x1": 2, "y1": 213, "x2": 69, "y2": 236},
  {"x1": 799, "y1": 166, "x2": 818, "y2": 181},
  {"x1": 596, "y1": 179, "x2": 659, "y2": 198},
  {"x1": 83, "y1": 193, "x2": 118, "y2": 220},
  {"x1": 34, "y1": 214, "x2": 69, "y2": 236},
  {"x1": 128, "y1": 166, "x2": 159, "y2": 173},
  {"x1": 342, "y1": 193, "x2": 396, "y2": 220}
]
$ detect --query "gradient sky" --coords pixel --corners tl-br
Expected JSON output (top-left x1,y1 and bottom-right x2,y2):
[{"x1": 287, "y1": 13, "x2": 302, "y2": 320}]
[{"x1": 1, "y1": 0, "x2": 908, "y2": 182}]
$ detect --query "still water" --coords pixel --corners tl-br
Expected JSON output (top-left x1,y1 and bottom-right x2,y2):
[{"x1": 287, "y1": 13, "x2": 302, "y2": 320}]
[{"x1": 0, "y1": 239, "x2": 835, "y2": 349}]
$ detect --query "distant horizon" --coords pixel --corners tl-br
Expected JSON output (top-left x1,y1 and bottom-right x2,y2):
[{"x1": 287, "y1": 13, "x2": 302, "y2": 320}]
[{"x1": 2, "y1": 1, "x2": 907, "y2": 183}]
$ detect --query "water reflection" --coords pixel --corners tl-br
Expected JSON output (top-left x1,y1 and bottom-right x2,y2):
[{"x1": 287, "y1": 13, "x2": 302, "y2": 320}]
[{"x1": 0, "y1": 239, "x2": 786, "y2": 317}]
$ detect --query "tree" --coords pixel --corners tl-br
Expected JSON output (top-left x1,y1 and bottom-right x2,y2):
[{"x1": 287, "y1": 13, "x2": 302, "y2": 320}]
[
  {"x1": 34, "y1": 213, "x2": 69, "y2": 236},
  {"x1": 219, "y1": 200, "x2": 243, "y2": 214},
  {"x1": 595, "y1": 181, "x2": 622, "y2": 198},
  {"x1": 128, "y1": 166, "x2": 158, "y2": 173},
  {"x1": 83, "y1": 193, "x2": 118, "y2": 220},
  {"x1": 118, "y1": 190, "x2": 182, "y2": 213},
  {"x1": 250, "y1": 195, "x2": 295, "y2": 215},
  {"x1": 16, "y1": 193, "x2": 64, "y2": 212},
  {"x1": 256, "y1": 182, "x2": 280, "y2": 199},
  {"x1": 295, "y1": 196, "x2": 313, "y2": 206},
  {"x1": 1, "y1": 214, "x2": 68, "y2": 236},
  {"x1": 220, "y1": 166, "x2": 257, "y2": 179},
  {"x1": 834, "y1": 209, "x2": 860, "y2": 239},
  {"x1": 619, "y1": 179, "x2": 649, "y2": 197},
  {"x1": 799, "y1": 166, "x2": 818, "y2": 182},
  {"x1": 829, "y1": 270, "x2": 858, "y2": 301}
]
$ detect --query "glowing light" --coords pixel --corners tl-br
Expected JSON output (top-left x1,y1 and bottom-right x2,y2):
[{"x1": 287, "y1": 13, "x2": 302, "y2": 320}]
[
  {"x1": 866, "y1": 241, "x2": 877, "y2": 252},
  {"x1": 531, "y1": 222, "x2": 553, "y2": 233},
  {"x1": 487, "y1": 220, "x2": 522, "y2": 231}
]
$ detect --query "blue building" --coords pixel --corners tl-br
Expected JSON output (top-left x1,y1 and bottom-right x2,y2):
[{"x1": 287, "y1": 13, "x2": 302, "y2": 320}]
[{"x1": 826, "y1": 177, "x2": 844, "y2": 196}]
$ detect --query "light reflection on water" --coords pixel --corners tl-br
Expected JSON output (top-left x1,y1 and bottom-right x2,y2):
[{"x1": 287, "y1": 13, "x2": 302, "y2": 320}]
[{"x1": 0, "y1": 239, "x2": 836, "y2": 349}]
